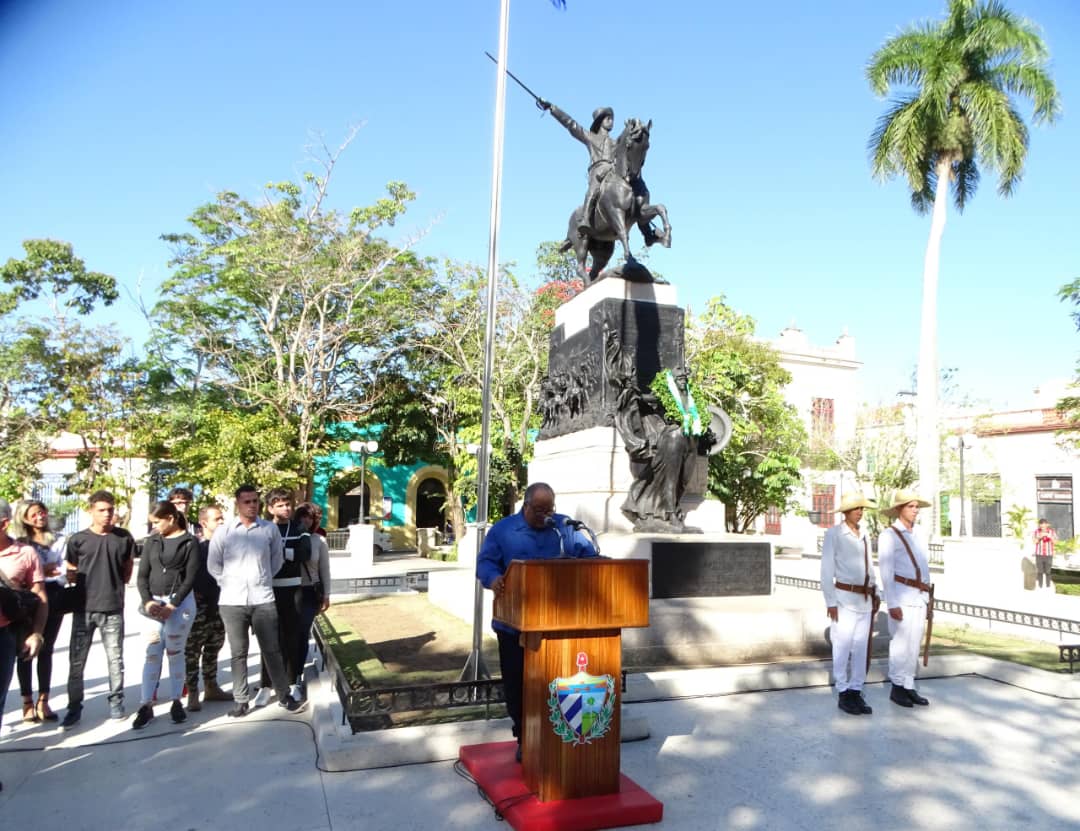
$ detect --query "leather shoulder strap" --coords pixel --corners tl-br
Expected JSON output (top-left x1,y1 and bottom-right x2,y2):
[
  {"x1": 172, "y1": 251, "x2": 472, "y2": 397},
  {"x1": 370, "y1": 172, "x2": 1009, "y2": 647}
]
[{"x1": 890, "y1": 526, "x2": 922, "y2": 584}]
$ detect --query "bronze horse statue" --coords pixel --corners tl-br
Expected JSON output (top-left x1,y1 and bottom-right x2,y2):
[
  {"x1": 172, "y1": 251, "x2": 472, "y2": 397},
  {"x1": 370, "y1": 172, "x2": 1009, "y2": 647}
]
[{"x1": 559, "y1": 118, "x2": 671, "y2": 284}]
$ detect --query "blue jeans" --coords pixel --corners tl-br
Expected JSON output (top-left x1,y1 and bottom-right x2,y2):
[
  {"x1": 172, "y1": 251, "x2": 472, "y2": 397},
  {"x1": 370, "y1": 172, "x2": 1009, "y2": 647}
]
[
  {"x1": 0, "y1": 625, "x2": 17, "y2": 730},
  {"x1": 67, "y1": 610, "x2": 125, "y2": 711},
  {"x1": 140, "y1": 593, "x2": 197, "y2": 704}
]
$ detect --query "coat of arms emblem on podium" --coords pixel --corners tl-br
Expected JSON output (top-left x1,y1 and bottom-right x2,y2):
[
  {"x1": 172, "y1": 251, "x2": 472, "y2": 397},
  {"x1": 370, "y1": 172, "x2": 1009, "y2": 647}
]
[{"x1": 548, "y1": 651, "x2": 616, "y2": 745}]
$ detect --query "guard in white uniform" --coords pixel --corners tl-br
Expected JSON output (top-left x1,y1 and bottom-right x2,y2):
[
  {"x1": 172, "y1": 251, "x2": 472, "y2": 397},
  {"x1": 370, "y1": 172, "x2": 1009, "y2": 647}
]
[
  {"x1": 821, "y1": 492, "x2": 879, "y2": 715},
  {"x1": 877, "y1": 489, "x2": 933, "y2": 708}
]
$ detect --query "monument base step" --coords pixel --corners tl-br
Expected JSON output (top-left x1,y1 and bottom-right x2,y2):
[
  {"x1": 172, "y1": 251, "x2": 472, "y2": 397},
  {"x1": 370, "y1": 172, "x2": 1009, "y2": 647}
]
[{"x1": 459, "y1": 741, "x2": 663, "y2": 831}]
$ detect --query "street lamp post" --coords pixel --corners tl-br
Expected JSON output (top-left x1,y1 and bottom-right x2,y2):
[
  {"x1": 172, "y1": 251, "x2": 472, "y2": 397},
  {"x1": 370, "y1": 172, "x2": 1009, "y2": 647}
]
[
  {"x1": 946, "y1": 433, "x2": 975, "y2": 536},
  {"x1": 348, "y1": 440, "x2": 379, "y2": 523}
]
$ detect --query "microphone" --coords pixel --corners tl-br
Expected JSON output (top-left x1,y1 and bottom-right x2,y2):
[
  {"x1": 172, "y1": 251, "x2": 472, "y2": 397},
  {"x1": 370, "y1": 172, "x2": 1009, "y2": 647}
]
[
  {"x1": 543, "y1": 515, "x2": 566, "y2": 557},
  {"x1": 563, "y1": 518, "x2": 586, "y2": 530}
]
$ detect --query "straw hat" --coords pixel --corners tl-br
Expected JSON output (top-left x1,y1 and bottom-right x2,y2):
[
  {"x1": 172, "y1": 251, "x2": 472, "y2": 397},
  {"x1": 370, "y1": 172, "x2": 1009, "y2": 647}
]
[
  {"x1": 880, "y1": 488, "x2": 931, "y2": 518},
  {"x1": 837, "y1": 492, "x2": 876, "y2": 514}
]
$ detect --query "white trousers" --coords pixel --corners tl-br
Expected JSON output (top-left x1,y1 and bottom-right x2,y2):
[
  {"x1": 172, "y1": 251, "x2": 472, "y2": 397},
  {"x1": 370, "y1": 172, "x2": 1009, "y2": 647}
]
[
  {"x1": 886, "y1": 604, "x2": 926, "y2": 688},
  {"x1": 830, "y1": 605, "x2": 872, "y2": 692}
]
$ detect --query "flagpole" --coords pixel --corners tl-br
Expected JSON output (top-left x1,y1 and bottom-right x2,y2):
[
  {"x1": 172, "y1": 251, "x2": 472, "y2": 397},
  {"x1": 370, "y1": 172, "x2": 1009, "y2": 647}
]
[{"x1": 460, "y1": 0, "x2": 511, "y2": 683}]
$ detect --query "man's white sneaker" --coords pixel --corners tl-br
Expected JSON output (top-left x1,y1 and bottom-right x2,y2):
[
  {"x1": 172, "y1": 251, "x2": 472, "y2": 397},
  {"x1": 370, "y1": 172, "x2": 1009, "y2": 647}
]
[{"x1": 252, "y1": 687, "x2": 273, "y2": 708}]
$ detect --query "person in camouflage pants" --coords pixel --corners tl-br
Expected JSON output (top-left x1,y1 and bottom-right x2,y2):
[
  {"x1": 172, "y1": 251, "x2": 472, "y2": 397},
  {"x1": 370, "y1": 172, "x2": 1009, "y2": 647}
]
[{"x1": 184, "y1": 505, "x2": 231, "y2": 710}]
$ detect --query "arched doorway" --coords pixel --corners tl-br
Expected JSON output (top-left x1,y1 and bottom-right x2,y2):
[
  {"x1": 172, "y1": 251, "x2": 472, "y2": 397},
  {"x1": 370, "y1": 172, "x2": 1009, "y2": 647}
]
[
  {"x1": 337, "y1": 483, "x2": 370, "y2": 529},
  {"x1": 415, "y1": 477, "x2": 447, "y2": 532}
]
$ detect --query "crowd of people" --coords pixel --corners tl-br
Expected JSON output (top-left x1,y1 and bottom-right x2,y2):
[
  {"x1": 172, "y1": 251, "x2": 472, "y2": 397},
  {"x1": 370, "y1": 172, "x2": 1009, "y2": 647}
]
[{"x1": 0, "y1": 484, "x2": 332, "y2": 783}]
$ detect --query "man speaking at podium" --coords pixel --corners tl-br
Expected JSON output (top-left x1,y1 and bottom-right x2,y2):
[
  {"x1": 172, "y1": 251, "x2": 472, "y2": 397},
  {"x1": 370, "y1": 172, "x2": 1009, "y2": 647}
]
[{"x1": 477, "y1": 482, "x2": 598, "y2": 762}]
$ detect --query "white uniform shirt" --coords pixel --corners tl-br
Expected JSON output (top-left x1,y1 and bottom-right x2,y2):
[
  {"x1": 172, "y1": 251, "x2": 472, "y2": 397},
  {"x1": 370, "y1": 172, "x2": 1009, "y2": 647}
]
[
  {"x1": 821, "y1": 521, "x2": 878, "y2": 611},
  {"x1": 878, "y1": 520, "x2": 930, "y2": 609}
]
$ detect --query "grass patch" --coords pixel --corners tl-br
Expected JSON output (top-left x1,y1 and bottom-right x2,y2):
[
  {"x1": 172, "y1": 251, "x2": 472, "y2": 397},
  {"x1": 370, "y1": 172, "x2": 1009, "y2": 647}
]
[{"x1": 932, "y1": 623, "x2": 1074, "y2": 673}]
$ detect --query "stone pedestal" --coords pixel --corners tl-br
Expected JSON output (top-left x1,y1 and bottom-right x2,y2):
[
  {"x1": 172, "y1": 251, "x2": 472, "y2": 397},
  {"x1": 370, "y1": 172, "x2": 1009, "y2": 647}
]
[
  {"x1": 540, "y1": 279, "x2": 684, "y2": 442},
  {"x1": 347, "y1": 523, "x2": 374, "y2": 572},
  {"x1": 530, "y1": 426, "x2": 715, "y2": 534}
]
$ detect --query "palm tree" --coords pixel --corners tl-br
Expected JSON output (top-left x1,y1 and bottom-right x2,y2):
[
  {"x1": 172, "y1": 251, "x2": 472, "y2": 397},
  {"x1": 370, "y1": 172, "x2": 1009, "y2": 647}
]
[{"x1": 867, "y1": 0, "x2": 1059, "y2": 534}]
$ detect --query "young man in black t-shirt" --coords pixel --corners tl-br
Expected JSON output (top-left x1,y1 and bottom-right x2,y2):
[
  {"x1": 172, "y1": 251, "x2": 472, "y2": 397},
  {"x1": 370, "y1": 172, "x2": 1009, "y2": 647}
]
[{"x1": 61, "y1": 490, "x2": 135, "y2": 729}]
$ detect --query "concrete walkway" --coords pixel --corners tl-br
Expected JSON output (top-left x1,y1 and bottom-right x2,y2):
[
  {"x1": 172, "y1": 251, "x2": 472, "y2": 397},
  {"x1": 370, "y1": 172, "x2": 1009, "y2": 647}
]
[{"x1": 3, "y1": 582, "x2": 1079, "y2": 829}]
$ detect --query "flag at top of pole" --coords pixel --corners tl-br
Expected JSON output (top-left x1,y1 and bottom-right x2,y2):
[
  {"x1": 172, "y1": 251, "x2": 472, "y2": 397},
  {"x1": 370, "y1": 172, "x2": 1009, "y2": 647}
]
[{"x1": 550, "y1": 0, "x2": 566, "y2": 7}]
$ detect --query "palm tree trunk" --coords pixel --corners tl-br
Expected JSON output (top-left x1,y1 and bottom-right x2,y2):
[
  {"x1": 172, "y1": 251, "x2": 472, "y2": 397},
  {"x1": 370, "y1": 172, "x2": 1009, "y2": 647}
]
[{"x1": 916, "y1": 156, "x2": 952, "y2": 536}]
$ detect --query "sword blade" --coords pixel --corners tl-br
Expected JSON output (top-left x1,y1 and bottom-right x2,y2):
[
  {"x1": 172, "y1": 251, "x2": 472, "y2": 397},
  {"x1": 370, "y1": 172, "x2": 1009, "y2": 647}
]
[{"x1": 484, "y1": 51, "x2": 543, "y2": 103}]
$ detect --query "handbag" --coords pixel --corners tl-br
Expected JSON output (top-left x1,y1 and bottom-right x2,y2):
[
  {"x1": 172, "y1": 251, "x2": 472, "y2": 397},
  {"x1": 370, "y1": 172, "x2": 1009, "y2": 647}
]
[
  {"x1": 0, "y1": 571, "x2": 41, "y2": 638},
  {"x1": 303, "y1": 560, "x2": 324, "y2": 604},
  {"x1": 0, "y1": 574, "x2": 39, "y2": 623}
]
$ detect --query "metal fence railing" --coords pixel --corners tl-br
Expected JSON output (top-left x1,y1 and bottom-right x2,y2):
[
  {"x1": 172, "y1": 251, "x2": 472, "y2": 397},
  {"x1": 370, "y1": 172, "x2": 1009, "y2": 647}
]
[
  {"x1": 325, "y1": 529, "x2": 349, "y2": 551},
  {"x1": 775, "y1": 574, "x2": 1080, "y2": 637}
]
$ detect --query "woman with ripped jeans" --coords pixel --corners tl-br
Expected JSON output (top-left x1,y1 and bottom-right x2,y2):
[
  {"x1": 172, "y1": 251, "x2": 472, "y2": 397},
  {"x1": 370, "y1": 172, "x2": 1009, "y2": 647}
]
[{"x1": 133, "y1": 501, "x2": 199, "y2": 730}]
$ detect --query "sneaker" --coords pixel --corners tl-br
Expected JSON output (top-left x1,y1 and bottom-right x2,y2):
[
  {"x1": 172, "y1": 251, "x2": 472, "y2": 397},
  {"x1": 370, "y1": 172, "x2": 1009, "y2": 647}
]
[
  {"x1": 854, "y1": 691, "x2": 873, "y2": 715},
  {"x1": 109, "y1": 704, "x2": 126, "y2": 721},
  {"x1": 252, "y1": 687, "x2": 273, "y2": 708},
  {"x1": 132, "y1": 704, "x2": 154, "y2": 730},
  {"x1": 228, "y1": 703, "x2": 250, "y2": 718},
  {"x1": 170, "y1": 699, "x2": 187, "y2": 724},
  {"x1": 278, "y1": 695, "x2": 305, "y2": 713},
  {"x1": 288, "y1": 684, "x2": 302, "y2": 702},
  {"x1": 61, "y1": 707, "x2": 82, "y2": 730}
]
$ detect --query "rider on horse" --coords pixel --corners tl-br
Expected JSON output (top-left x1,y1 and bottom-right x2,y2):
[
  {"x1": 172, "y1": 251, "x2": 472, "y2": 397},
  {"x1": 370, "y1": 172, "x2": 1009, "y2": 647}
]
[{"x1": 538, "y1": 99, "x2": 615, "y2": 240}]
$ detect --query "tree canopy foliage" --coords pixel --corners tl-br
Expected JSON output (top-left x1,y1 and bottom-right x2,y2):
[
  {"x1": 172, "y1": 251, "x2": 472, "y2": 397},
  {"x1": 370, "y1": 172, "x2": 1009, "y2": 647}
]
[
  {"x1": 149, "y1": 133, "x2": 434, "y2": 496},
  {"x1": 686, "y1": 298, "x2": 806, "y2": 533},
  {"x1": 0, "y1": 240, "x2": 131, "y2": 502}
]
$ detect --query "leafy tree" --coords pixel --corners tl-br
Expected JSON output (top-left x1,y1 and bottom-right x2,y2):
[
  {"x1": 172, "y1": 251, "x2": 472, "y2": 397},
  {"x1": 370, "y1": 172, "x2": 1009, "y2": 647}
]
[
  {"x1": 152, "y1": 132, "x2": 434, "y2": 496},
  {"x1": 370, "y1": 258, "x2": 552, "y2": 537},
  {"x1": 867, "y1": 0, "x2": 1059, "y2": 532},
  {"x1": 686, "y1": 298, "x2": 806, "y2": 533},
  {"x1": 846, "y1": 405, "x2": 918, "y2": 539},
  {"x1": 0, "y1": 240, "x2": 128, "y2": 503},
  {"x1": 1056, "y1": 278, "x2": 1080, "y2": 450}
]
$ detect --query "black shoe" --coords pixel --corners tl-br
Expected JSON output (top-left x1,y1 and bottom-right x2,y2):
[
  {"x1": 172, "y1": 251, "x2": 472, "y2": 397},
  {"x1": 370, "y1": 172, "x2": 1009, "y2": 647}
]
[
  {"x1": 906, "y1": 688, "x2": 929, "y2": 706},
  {"x1": 170, "y1": 699, "x2": 187, "y2": 724},
  {"x1": 278, "y1": 695, "x2": 306, "y2": 713},
  {"x1": 61, "y1": 707, "x2": 82, "y2": 730},
  {"x1": 515, "y1": 744, "x2": 522, "y2": 763},
  {"x1": 890, "y1": 684, "x2": 914, "y2": 708},
  {"x1": 854, "y1": 691, "x2": 873, "y2": 715},
  {"x1": 228, "y1": 703, "x2": 249, "y2": 718},
  {"x1": 132, "y1": 704, "x2": 154, "y2": 730},
  {"x1": 837, "y1": 690, "x2": 863, "y2": 715}
]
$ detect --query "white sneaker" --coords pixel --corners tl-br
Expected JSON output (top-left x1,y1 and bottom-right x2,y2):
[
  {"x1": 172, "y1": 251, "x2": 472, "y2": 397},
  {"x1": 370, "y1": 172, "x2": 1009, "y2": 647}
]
[
  {"x1": 288, "y1": 684, "x2": 301, "y2": 701},
  {"x1": 252, "y1": 687, "x2": 273, "y2": 708}
]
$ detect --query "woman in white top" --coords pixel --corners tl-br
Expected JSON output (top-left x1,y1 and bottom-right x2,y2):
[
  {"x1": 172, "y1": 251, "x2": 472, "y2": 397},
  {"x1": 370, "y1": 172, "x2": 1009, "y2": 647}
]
[
  {"x1": 293, "y1": 502, "x2": 331, "y2": 698},
  {"x1": 12, "y1": 500, "x2": 70, "y2": 723}
]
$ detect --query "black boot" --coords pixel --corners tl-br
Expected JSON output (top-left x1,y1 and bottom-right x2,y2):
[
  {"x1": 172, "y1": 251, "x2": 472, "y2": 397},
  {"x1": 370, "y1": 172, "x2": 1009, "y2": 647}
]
[
  {"x1": 906, "y1": 688, "x2": 929, "y2": 706},
  {"x1": 837, "y1": 690, "x2": 863, "y2": 715},
  {"x1": 853, "y1": 690, "x2": 873, "y2": 714},
  {"x1": 890, "y1": 683, "x2": 914, "y2": 708}
]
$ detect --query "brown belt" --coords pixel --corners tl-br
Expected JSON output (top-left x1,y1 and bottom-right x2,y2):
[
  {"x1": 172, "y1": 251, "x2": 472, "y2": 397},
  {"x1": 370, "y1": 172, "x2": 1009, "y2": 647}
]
[
  {"x1": 895, "y1": 575, "x2": 932, "y2": 592},
  {"x1": 834, "y1": 581, "x2": 872, "y2": 596}
]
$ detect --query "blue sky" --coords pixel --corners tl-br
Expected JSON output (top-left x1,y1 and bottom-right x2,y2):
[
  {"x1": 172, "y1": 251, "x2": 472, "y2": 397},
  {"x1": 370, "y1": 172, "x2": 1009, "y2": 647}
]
[{"x1": 2, "y1": 0, "x2": 1078, "y2": 410}]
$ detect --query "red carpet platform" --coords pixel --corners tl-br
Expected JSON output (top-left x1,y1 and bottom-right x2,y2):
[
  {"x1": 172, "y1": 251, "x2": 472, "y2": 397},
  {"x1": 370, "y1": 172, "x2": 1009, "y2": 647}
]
[{"x1": 459, "y1": 741, "x2": 663, "y2": 831}]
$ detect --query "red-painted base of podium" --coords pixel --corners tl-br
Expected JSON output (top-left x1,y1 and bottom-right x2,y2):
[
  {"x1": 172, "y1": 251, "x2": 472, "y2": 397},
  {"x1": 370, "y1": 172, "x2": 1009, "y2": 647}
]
[{"x1": 459, "y1": 741, "x2": 663, "y2": 831}]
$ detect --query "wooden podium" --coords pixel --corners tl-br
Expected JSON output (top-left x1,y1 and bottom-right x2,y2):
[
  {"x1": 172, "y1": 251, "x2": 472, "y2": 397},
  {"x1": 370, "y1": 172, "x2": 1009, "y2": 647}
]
[{"x1": 494, "y1": 557, "x2": 649, "y2": 803}]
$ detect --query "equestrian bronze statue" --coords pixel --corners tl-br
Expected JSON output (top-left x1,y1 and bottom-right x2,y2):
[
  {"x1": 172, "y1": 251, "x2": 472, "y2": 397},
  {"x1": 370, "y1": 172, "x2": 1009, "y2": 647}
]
[{"x1": 539, "y1": 100, "x2": 671, "y2": 284}]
